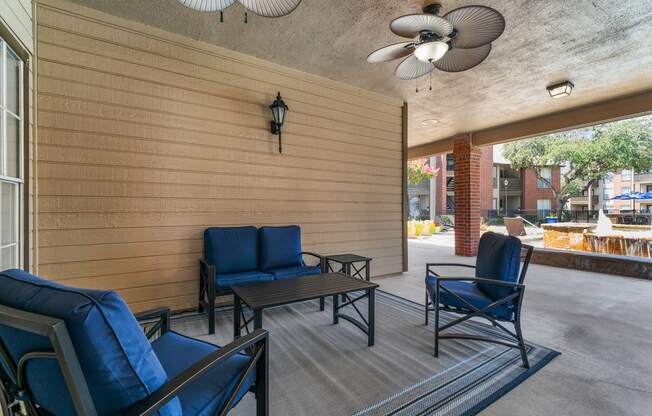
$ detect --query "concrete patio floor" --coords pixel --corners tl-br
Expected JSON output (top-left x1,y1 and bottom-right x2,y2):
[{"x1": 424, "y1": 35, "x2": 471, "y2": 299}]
[{"x1": 375, "y1": 239, "x2": 652, "y2": 416}]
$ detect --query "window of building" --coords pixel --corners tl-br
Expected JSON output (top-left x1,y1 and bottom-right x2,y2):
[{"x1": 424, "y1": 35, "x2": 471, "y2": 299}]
[
  {"x1": 621, "y1": 169, "x2": 632, "y2": 181},
  {"x1": 492, "y1": 198, "x2": 497, "y2": 210},
  {"x1": 446, "y1": 153, "x2": 454, "y2": 171},
  {"x1": 603, "y1": 188, "x2": 613, "y2": 200},
  {"x1": 621, "y1": 186, "x2": 631, "y2": 195},
  {"x1": 537, "y1": 199, "x2": 551, "y2": 218},
  {"x1": 604, "y1": 173, "x2": 614, "y2": 187},
  {"x1": 0, "y1": 39, "x2": 23, "y2": 270},
  {"x1": 537, "y1": 167, "x2": 552, "y2": 188}
]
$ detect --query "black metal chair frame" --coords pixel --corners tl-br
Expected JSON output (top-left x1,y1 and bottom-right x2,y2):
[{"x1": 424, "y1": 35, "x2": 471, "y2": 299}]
[
  {"x1": 424, "y1": 244, "x2": 534, "y2": 368},
  {"x1": 199, "y1": 252, "x2": 324, "y2": 334},
  {"x1": 0, "y1": 305, "x2": 269, "y2": 416}
]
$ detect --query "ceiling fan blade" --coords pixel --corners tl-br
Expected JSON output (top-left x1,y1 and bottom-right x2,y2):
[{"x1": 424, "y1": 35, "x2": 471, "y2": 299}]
[
  {"x1": 367, "y1": 42, "x2": 415, "y2": 63},
  {"x1": 390, "y1": 14, "x2": 453, "y2": 38},
  {"x1": 444, "y1": 6, "x2": 505, "y2": 49},
  {"x1": 237, "y1": 0, "x2": 301, "y2": 17},
  {"x1": 433, "y1": 44, "x2": 491, "y2": 72},
  {"x1": 395, "y1": 55, "x2": 434, "y2": 80},
  {"x1": 178, "y1": 0, "x2": 236, "y2": 11}
]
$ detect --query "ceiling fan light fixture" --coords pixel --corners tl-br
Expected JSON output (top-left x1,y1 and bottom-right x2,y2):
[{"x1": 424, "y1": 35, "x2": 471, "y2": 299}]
[
  {"x1": 414, "y1": 41, "x2": 449, "y2": 63},
  {"x1": 547, "y1": 81, "x2": 574, "y2": 98}
]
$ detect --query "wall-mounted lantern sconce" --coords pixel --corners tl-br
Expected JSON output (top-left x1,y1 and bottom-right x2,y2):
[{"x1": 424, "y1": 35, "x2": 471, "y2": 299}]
[{"x1": 270, "y1": 92, "x2": 289, "y2": 153}]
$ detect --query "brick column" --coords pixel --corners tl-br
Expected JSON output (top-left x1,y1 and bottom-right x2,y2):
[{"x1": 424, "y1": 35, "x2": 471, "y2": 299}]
[
  {"x1": 454, "y1": 135, "x2": 481, "y2": 256},
  {"x1": 433, "y1": 154, "x2": 447, "y2": 215}
]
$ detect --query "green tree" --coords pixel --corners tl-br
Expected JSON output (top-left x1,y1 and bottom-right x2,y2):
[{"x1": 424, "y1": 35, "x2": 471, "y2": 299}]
[{"x1": 502, "y1": 118, "x2": 652, "y2": 218}]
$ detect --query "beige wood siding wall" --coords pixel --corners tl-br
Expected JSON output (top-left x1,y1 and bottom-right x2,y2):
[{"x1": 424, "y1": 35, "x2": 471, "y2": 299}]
[
  {"x1": 0, "y1": 0, "x2": 36, "y2": 273},
  {"x1": 35, "y1": 0, "x2": 405, "y2": 312}
]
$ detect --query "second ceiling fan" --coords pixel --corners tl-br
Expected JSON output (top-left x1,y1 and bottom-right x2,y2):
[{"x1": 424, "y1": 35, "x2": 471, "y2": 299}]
[{"x1": 367, "y1": 3, "x2": 505, "y2": 80}]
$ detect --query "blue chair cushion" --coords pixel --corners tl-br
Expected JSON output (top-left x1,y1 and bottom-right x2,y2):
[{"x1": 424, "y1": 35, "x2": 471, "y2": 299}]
[
  {"x1": 0, "y1": 269, "x2": 181, "y2": 416},
  {"x1": 425, "y1": 274, "x2": 513, "y2": 320},
  {"x1": 152, "y1": 331, "x2": 255, "y2": 416},
  {"x1": 259, "y1": 225, "x2": 303, "y2": 270},
  {"x1": 205, "y1": 227, "x2": 259, "y2": 274},
  {"x1": 475, "y1": 232, "x2": 522, "y2": 301},
  {"x1": 267, "y1": 265, "x2": 321, "y2": 280},
  {"x1": 216, "y1": 270, "x2": 274, "y2": 290}
]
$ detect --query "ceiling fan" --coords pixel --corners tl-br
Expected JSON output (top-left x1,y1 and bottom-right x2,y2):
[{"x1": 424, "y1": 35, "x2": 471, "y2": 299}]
[
  {"x1": 178, "y1": 0, "x2": 301, "y2": 18},
  {"x1": 367, "y1": 3, "x2": 505, "y2": 80}
]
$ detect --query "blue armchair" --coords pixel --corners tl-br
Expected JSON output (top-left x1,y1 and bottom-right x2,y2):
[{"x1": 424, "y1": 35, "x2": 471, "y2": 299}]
[
  {"x1": 424, "y1": 232, "x2": 534, "y2": 368},
  {"x1": 0, "y1": 269, "x2": 268, "y2": 416},
  {"x1": 200, "y1": 225, "x2": 323, "y2": 334}
]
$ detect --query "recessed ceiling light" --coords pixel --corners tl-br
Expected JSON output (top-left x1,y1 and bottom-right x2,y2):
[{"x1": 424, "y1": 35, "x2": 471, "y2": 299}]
[
  {"x1": 421, "y1": 119, "x2": 439, "y2": 126},
  {"x1": 547, "y1": 81, "x2": 574, "y2": 98}
]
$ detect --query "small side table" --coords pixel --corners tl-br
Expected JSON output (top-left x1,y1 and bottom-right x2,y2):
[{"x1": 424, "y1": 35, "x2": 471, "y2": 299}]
[{"x1": 325, "y1": 254, "x2": 372, "y2": 281}]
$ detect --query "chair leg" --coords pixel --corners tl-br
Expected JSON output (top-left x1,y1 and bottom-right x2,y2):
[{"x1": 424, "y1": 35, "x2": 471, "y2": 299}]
[
  {"x1": 424, "y1": 290, "x2": 429, "y2": 326},
  {"x1": 208, "y1": 295, "x2": 215, "y2": 335},
  {"x1": 434, "y1": 286, "x2": 440, "y2": 358},
  {"x1": 514, "y1": 317, "x2": 530, "y2": 369}
]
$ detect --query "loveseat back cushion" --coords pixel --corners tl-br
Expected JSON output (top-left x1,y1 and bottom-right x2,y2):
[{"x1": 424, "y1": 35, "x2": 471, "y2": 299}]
[
  {"x1": 475, "y1": 232, "x2": 522, "y2": 301},
  {"x1": 204, "y1": 226, "x2": 259, "y2": 274},
  {"x1": 259, "y1": 225, "x2": 303, "y2": 270},
  {"x1": 0, "y1": 269, "x2": 181, "y2": 416}
]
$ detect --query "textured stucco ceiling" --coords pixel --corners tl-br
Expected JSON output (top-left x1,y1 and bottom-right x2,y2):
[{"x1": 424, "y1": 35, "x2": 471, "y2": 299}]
[{"x1": 66, "y1": 0, "x2": 652, "y2": 147}]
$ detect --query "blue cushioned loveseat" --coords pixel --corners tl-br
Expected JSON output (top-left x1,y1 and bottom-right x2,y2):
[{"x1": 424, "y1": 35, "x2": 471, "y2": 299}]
[
  {"x1": 0, "y1": 269, "x2": 269, "y2": 416},
  {"x1": 199, "y1": 225, "x2": 323, "y2": 334}
]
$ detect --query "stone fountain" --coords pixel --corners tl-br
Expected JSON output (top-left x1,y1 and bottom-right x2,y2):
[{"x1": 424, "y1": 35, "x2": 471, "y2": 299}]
[{"x1": 542, "y1": 209, "x2": 652, "y2": 258}]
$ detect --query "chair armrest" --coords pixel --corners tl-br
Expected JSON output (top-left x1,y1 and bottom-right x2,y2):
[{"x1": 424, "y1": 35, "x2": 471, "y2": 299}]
[
  {"x1": 135, "y1": 307, "x2": 171, "y2": 339},
  {"x1": 199, "y1": 258, "x2": 215, "y2": 277},
  {"x1": 301, "y1": 251, "x2": 324, "y2": 271},
  {"x1": 124, "y1": 329, "x2": 269, "y2": 416},
  {"x1": 301, "y1": 251, "x2": 323, "y2": 261},
  {"x1": 436, "y1": 276, "x2": 525, "y2": 290},
  {"x1": 426, "y1": 263, "x2": 475, "y2": 277}
]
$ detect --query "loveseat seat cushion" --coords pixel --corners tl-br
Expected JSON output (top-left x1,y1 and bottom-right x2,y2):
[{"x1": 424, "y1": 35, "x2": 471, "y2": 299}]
[
  {"x1": 0, "y1": 269, "x2": 181, "y2": 416},
  {"x1": 216, "y1": 270, "x2": 274, "y2": 290},
  {"x1": 267, "y1": 265, "x2": 321, "y2": 280},
  {"x1": 151, "y1": 332, "x2": 255, "y2": 416},
  {"x1": 204, "y1": 226, "x2": 259, "y2": 274},
  {"x1": 259, "y1": 225, "x2": 303, "y2": 271}
]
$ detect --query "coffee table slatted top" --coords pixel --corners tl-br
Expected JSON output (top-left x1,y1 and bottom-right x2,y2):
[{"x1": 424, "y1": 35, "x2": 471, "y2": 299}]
[{"x1": 232, "y1": 273, "x2": 378, "y2": 309}]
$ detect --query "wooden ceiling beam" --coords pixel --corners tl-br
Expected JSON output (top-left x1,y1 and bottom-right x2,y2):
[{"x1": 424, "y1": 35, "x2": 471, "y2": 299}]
[{"x1": 408, "y1": 88, "x2": 652, "y2": 160}]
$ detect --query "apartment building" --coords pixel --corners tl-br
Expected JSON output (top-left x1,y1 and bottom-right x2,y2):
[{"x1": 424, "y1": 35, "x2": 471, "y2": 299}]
[
  {"x1": 570, "y1": 170, "x2": 652, "y2": 212},
  {"x1": 408, "y1": 145, "x2": 560, "y2": 218}
]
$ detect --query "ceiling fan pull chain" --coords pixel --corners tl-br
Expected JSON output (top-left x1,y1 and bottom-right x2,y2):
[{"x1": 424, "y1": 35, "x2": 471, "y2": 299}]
[
  {"x1": 415, "y1": 79, "x2": 419, "y2": 93},
  {"x1": 220, "y1": 11, "x2": 223, "y2": 22},
  {"x1": 429, "y1": 69, "x2": 433, "y2": 91},
  {"x1": 245, "y1": 12, "x2": 248, "y2": 23}
]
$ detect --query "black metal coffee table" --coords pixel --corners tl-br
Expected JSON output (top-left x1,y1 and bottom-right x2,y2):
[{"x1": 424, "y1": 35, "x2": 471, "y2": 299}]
[{"x1": 232, "y1": 273, "x2": 378, "y2": 346}]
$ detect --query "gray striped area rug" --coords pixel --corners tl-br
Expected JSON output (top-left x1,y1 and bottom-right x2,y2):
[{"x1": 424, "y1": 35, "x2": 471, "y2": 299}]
[
  {"x1": 353, "y1": 293, "x2": 559, "y2": 416},
  {"x1": 172, "y1": 290, "x2": 559, "y2": 416}
]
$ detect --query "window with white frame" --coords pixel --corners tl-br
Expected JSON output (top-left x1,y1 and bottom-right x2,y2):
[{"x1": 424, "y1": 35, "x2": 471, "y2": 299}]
[
  {"x1": 0, "y1": 38, "x2": 23, "y2": 270},
  {"x1": 537, "y1": 167, "x2": 552, "y2": 188},
  {"x1": 536, "y1": 199, "x2": 551, "y2": 218},
  {"x1": 621, "y1": 169, "x2": 632, "y2": 181}
]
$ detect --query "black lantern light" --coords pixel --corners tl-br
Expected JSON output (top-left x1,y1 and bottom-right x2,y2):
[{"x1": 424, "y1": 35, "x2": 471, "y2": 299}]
[{"x1": 269, "y1": 92, "x2": 289, "y2": 153}]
